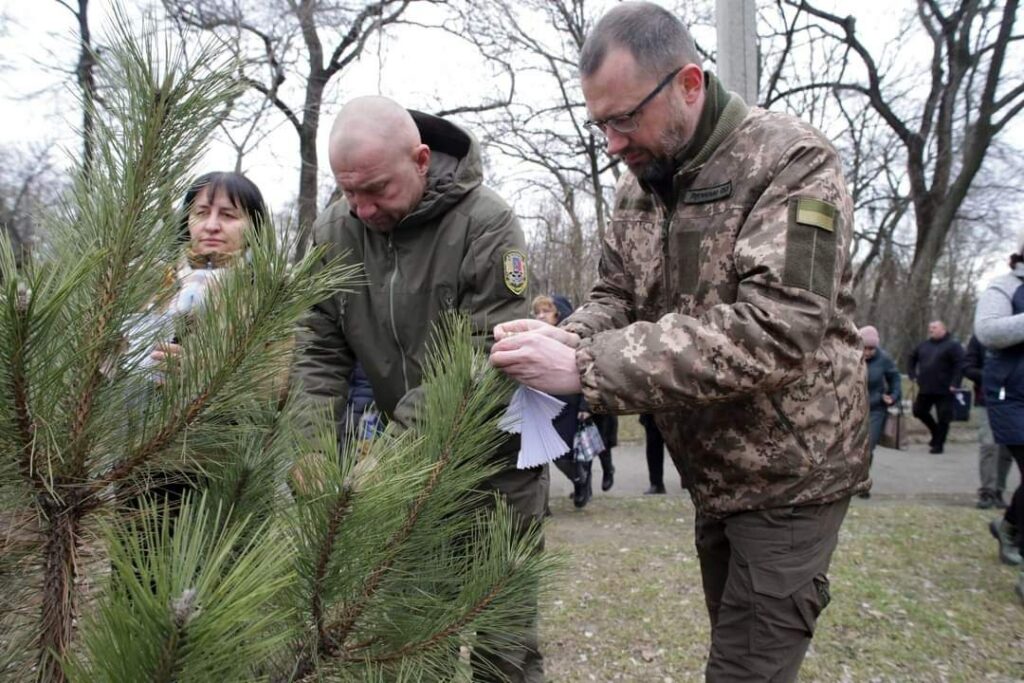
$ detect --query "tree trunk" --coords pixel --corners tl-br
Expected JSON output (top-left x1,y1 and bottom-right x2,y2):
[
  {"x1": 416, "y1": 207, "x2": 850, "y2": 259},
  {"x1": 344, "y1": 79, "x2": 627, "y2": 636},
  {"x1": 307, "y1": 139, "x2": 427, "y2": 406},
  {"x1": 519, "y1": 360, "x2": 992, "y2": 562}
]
[
  {"x1": 37, "y1": 504, "x2": 80, "y2": 683},
  {"x1": 891, "y1": 215, "x2": 947, "y2": 369},
  {"x1": 76, "y1": 0, "x2": 96, "y2": 176},
  {"x1": 293, "y1": 77, "x2": 327, "y2": 260}
]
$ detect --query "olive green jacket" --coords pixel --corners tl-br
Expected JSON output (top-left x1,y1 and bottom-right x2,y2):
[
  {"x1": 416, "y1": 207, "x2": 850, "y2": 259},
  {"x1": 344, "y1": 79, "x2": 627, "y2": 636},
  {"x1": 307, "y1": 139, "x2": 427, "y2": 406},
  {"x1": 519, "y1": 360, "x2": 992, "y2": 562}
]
[{"x1": 293, "y1": 112, "x2": 529, "y2": 436}]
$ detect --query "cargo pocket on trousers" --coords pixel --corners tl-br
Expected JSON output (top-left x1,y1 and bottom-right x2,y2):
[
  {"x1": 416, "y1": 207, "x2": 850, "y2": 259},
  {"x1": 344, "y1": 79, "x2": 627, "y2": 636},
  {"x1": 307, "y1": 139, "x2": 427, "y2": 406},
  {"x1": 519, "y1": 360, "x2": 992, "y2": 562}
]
[
  {"x1": 749, "y1": 567, "x2": 829, "y2": 651},
  {"x1": 793, "y1": 574, "x2": 831, "y2": 637}
]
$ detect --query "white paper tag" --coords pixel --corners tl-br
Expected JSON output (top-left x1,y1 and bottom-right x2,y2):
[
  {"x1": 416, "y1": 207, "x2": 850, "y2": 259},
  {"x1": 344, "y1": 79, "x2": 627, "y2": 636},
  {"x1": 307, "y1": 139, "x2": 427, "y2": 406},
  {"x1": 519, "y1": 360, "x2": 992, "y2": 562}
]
[{"x1": 499, "y1": 386, "x2": 571, "y2": 469}]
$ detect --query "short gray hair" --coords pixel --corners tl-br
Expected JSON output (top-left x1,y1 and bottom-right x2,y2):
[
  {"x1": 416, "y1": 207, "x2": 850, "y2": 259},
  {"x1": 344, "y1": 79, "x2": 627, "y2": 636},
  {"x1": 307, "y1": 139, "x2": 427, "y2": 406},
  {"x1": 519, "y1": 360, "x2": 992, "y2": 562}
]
[{"x1": 579, "y1": 1, "x2": 700, "y2": 78}]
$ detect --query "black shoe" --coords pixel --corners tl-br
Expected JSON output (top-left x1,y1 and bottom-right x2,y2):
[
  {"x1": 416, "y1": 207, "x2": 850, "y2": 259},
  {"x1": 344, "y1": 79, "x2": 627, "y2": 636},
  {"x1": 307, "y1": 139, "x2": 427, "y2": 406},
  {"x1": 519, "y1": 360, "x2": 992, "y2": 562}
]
[
  {"x1": 644, "y1": 484, "x2": 666, "y2": 495},
  {"x1": 602, "y1": 465, "x2": 615, "y2": 492},
  {"x1": 573, "y1": 471, "x2": 591, "y2": 508},
  {"x1": 929, "y1": 446, "x2": 943, "y2": 454},
  {"x1": 977, "y1": 492, "x2": 995, "y2": 510},
  {"x1": 994, "y1": 493, "x2": 1009, "y2": 510},
  {"x1": 857, "y1": 491, "x2": 871, "y2": 499}
]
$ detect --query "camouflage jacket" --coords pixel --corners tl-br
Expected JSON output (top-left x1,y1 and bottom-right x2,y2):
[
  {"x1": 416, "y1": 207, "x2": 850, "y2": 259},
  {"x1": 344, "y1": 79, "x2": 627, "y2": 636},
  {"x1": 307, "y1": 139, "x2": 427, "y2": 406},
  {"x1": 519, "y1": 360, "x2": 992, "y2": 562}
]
[{"x1": 563, "y1": 99, "x2": 870, "y2": 518}]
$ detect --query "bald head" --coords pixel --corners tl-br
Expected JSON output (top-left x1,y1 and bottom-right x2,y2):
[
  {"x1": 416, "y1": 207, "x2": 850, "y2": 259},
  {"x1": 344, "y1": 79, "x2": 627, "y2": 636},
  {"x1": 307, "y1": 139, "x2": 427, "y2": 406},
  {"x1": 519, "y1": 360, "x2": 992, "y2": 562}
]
[
  {"x1": 330, "y1": 96, "x2": 422, "y2": 165},
  {"x1": 328, "y1": 96, "x2": 432, "y2": 233}
]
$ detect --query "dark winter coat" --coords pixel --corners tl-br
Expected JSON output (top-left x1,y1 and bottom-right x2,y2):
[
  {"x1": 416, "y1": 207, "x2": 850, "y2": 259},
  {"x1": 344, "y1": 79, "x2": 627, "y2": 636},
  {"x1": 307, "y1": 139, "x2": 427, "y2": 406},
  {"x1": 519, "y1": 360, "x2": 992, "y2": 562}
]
[
  {"x1": 908, "y1": 334, "x2": 964, "y2": 395},
  {"x1": 962, "y1": 335, "x2": 989, "y2": 408},
  {"x1": 865, "y1": 348, "x2": 901, "y2": 412}
]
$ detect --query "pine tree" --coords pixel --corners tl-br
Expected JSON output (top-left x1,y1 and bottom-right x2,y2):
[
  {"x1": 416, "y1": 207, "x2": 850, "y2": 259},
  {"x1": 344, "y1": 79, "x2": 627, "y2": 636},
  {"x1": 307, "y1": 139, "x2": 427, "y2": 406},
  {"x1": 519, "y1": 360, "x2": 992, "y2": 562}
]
[{"x1": 0, "y1": 12, "x2": 552, "y2": 683}]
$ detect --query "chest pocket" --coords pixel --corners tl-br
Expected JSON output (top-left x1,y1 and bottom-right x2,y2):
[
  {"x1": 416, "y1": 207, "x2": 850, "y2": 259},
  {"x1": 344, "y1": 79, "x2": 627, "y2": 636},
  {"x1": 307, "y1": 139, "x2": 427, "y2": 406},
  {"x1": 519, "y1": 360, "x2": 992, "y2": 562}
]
[{"x1": 668, "y1": 202, "x2": 742, "y2": 303}]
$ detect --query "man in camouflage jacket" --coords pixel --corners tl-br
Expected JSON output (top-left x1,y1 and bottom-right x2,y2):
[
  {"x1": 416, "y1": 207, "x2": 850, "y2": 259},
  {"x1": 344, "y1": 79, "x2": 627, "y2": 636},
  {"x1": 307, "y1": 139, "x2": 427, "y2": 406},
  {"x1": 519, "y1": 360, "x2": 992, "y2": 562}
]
[
  {"x1": 490, "y1": 3, "x2": 869, "y2": 681},
  {"x1": 293, "y1": 96, "x2": 546, "y2": 683}
]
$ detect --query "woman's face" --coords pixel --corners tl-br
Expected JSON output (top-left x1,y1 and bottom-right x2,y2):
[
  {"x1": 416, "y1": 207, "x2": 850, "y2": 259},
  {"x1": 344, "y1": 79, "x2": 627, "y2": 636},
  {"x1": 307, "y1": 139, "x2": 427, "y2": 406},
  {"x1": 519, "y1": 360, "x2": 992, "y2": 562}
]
[
  {"x1": 533, "y1": 305, "x2": 559, "y2": 326},
  {"x1": 188, "y1": 186, "x2": 249, "y2": 255}
]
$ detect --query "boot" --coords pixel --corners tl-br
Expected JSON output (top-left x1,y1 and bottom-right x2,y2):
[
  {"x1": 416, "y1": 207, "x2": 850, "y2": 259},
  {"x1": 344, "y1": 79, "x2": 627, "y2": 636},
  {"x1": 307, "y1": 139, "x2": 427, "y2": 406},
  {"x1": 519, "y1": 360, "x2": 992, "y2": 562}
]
[
  {"x1": 990, "y1": 519, "x2": 1023, "y2": 566},
  {"x1": 573, "y1": 461, "x2": 591, "y2": 509}
]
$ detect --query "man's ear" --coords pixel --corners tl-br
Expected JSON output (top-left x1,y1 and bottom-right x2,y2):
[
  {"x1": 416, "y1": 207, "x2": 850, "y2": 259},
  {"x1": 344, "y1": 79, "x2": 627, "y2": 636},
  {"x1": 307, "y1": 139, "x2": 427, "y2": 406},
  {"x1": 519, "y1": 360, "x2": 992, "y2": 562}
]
[
  {"x1": 678, "y1": 64, "x2": 704, "y2": 104},
  {"x1": 413, "y1": 144, "x2": 431, "y2": 175}
]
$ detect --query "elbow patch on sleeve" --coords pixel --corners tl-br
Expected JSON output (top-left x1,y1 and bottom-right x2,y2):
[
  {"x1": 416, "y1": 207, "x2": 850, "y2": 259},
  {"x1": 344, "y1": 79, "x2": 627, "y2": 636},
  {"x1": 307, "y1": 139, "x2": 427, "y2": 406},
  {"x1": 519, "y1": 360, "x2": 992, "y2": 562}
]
[{"x1": 782, "y1": 196, "x2": 837, "y2": 299}]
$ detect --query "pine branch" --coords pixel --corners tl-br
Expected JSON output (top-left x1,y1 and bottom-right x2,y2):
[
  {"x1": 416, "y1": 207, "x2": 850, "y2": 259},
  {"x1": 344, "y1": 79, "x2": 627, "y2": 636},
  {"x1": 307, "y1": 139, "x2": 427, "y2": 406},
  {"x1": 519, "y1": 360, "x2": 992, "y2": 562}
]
[
  {"x1": 356, "y1": 572, "x2": 509, "y2": 664},
  {"x1": 313, "y1": 485, "x2": 353, "y2": 650},
  {"x1": 10, "y1": 289, "x2": 43, "y2": 493},
  {"x1": 324, "y1": 390, "x2": 472, "y2": 655}
]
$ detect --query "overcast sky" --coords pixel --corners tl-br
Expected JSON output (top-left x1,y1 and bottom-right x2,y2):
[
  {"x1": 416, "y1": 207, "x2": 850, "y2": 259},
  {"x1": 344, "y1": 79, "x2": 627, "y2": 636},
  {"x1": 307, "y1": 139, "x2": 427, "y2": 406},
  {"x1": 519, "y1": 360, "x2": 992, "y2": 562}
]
[{"x1": 0, "y1": 0, "x2": 1019, "y2": 280}]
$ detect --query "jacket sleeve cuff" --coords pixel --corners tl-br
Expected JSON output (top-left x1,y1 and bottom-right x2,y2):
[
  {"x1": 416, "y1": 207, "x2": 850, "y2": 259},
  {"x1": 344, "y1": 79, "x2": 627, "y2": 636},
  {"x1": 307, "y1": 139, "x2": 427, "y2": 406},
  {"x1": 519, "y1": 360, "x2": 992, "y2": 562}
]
[{"x1": 575, "y1": 338, "x2": 608, "y2": 413}]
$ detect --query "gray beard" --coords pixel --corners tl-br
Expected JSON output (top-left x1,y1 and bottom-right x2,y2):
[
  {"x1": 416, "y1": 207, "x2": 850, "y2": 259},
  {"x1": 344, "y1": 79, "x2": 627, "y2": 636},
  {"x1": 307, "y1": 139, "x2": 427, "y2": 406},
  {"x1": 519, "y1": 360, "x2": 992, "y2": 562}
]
[
  {"x1": 638, "y1": 121, "x2": 689, "y2": 187},
  {"x1": 638, "y1": 156, "x2": 677, "y2": 187}
]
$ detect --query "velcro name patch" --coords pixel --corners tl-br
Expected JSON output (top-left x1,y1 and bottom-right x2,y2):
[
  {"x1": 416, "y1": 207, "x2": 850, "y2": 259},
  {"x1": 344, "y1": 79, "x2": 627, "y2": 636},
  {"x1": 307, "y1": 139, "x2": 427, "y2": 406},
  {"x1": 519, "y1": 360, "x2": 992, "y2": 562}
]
[{"x1": 682, "y1": 181, "x2": 733, "y2": 204}]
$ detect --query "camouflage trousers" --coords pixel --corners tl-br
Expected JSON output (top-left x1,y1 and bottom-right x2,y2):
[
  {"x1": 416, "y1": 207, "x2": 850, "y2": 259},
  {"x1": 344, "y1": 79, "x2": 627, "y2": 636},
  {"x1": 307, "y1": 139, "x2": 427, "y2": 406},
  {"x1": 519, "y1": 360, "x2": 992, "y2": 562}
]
[{"x1": 695, "y1": 497, "x2": 850, "y2": 682}]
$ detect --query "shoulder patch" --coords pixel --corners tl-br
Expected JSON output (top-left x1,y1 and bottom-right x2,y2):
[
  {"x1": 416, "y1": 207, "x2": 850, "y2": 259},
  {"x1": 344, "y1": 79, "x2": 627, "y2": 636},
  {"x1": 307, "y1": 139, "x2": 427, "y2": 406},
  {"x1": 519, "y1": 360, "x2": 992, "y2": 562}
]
[
  {"x1": 682, "y1": 181, "x2": 732, "y2": 204},
  {"x1": 794, "y1": 197, "x2": 836, "y2": 232},
  {"x1": 503, "y1": 250, "x2": 528, "y2": 296}
]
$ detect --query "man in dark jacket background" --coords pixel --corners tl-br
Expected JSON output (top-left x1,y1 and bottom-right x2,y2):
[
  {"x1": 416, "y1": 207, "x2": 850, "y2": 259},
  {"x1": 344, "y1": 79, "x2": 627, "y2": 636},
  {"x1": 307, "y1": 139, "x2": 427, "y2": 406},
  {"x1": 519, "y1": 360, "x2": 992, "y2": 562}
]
[
  {"x1": 909, "y1": 320, "x2": 965, "y2": 454},
  {"x1": 964, "y1": 335, "x2": 1013, "y2": 509}
]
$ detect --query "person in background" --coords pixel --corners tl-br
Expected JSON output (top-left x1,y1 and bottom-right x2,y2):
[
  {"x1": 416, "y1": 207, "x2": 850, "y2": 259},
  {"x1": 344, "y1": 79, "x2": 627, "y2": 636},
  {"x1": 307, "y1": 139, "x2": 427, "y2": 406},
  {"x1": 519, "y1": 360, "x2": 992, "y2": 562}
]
[
  {"x1": 908, "y1": 320, "x2": 965, "y2": 454},
  {"x1": 532, "y1": 294, "x2": 587, "y2": 507},
  {"x1": 533, "y1": 293, "x2": 615, "y2": 506},
  {"x1": 640, "y1": 413, "x2": 666, "y2": 494},
  {"x1": 963, "y1": 334, "x2": 1013, "y2": 510},
  {"x1": 860, "y1": 325, "x2": 901, "y2": 499},
  {"x1": 975, "y1": 241, "x2": 1024, "y2": 604}
]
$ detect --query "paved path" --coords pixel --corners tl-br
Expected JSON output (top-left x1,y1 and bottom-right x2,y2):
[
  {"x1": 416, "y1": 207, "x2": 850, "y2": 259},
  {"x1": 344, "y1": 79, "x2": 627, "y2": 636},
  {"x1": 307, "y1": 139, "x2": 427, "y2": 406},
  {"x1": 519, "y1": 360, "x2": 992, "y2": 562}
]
[{"x1": 549, "y1": 439, "x2": 1021, "y2": 507}]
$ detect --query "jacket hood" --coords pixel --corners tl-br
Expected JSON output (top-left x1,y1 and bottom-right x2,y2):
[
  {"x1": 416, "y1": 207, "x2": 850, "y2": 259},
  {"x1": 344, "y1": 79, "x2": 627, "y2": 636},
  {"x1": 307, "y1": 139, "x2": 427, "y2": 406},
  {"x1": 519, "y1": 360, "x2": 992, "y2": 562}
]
[{"x1": 398, "y1": 110, "x2": 483, "y2": 229}]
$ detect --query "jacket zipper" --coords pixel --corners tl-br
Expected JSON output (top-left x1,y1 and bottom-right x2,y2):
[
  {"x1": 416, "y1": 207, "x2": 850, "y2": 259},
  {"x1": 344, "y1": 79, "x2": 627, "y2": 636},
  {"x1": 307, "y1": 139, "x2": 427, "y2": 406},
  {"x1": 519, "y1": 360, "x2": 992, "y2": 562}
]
[{"x1": 387, "y1": 235, "x2": 410, "y2": 394}]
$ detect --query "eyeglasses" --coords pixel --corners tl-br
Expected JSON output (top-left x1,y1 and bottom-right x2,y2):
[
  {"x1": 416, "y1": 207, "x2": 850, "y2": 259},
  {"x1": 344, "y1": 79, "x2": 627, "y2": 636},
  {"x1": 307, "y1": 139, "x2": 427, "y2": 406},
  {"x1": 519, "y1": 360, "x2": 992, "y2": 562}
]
[{"x1": 584, "y1": 67, "x2": 683, "y2": 136}]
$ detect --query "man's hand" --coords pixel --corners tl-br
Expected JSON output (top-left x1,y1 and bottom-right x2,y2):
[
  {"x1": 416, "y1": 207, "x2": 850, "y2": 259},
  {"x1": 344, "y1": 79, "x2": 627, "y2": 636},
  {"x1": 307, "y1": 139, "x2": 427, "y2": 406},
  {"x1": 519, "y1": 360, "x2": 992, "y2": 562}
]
[
  {"x1": 494, "y1": 319, "x2": 581, "y2": 348},
  {"x1": 490, "y1": 331, "x2": 582, "y2": 394},
  {"x1": 882, "y1": 394, "x2": 894, "y2": 406}
]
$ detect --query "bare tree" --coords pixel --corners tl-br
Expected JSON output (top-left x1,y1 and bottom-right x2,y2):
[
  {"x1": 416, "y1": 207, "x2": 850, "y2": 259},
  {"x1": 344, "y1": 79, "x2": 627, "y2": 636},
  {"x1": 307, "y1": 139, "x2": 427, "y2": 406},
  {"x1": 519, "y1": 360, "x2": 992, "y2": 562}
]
[
  {"x1": 448, "y1": 1, "x2": 717, "y2": 302},
  {"x1": 0, "y1": 144, "x2": 63, "y2": 266},
  {"x1": 164, "y1": 0, "x2": 435, "y2": 258},
  {"x1": 55, "y1": 0, "x2": 99, "y2": 174},
  {"x1": 765, "y1": 0, "x2": 1024, "y2": 360}
]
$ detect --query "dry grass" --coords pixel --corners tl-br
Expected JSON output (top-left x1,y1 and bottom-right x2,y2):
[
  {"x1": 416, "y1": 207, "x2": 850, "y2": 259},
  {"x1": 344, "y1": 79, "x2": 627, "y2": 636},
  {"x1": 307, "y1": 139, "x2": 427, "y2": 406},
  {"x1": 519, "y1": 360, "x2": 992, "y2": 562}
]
[{"x1": 540, "y1": 496, "x2": 1024, "y2": 682}]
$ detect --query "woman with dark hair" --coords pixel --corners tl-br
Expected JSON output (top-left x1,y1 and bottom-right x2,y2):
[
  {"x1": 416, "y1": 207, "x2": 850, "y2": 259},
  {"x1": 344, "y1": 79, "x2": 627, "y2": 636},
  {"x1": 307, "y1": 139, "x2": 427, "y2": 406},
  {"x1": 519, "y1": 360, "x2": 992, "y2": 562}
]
[
  {"x1": 177, "y1": 171, "x2": 268, "y2": 243},
  {"x1": 125, "y1": 171, "x2": 270, "y2": 510},
  {"x1": 975, "y1": 242, "x2": 1024, "y2": 603},
  {"x1": 146, "y1": 171, "x2": 268, "y2": 367}
]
